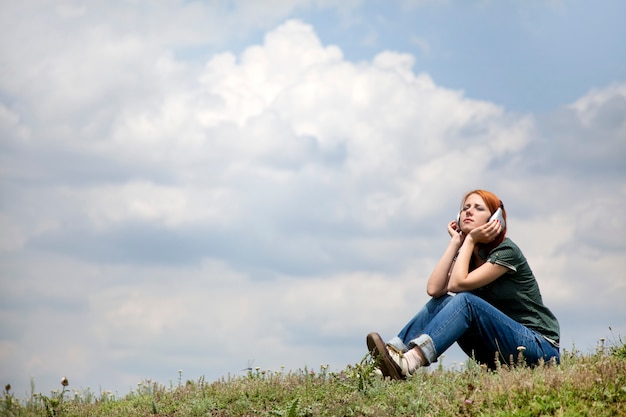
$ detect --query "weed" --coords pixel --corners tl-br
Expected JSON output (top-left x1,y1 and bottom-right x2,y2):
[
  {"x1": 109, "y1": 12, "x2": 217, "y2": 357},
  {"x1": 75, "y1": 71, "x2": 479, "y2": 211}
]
[
  {"x1": 33, "y1": 377, "x2": 70, "y2": 417},
  {"x1": 3, "y1": 337, "x2": 625, "y2": 416},
  {"x1": 608, "y1": 327, "x2": 626, "y2": 359},
  {"x1": 338, "y1": 353, "x2": 380, "y2": 393},
  {"x1": 2, "y1": 384, "x2": 14, "y2": 416}
]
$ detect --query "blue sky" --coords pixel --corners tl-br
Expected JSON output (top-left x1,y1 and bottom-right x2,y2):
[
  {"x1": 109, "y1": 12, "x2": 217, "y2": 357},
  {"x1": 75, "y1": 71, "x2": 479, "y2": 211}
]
[
  {"x1": 1, "y1": 0, "x2": 625, "y2": 398},
  {"x1": 227, "y1": 0, "x2": 626, "y2": 112}
]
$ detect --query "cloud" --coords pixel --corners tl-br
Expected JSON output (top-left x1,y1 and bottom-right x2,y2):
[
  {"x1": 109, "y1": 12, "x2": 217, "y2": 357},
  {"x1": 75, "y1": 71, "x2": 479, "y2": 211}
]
[
  {"x1": 521, "y1": 84, "x2": 626, "y2": 179},
  {"x1": 3, "y1": 18, "x2": 532, "y2": 267},
  {"x1": 1, "y1": 5, "x2": 625, "y2": 397}
]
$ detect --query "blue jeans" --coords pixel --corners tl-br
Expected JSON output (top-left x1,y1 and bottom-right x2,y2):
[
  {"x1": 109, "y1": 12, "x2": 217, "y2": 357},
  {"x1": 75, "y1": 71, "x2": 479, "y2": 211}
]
[{"x1": 387, "y1": 293, "x2": 559, "y2": 368}]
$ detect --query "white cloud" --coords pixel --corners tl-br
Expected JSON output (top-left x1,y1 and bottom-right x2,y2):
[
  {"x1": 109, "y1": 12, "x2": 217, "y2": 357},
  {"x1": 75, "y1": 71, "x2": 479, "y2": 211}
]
[
  {"x1": 409, "y1": 35, "x2": 431, "y2": 54},
  {"x1": 568, "y1": 83, "x2": 626, "y2": 126},
  {"x1": 5, "y1": 18, "x2": 529, "y2": 244},
  {"x1": 65, "y1": 182, "x2": 241, "y2": 229}
]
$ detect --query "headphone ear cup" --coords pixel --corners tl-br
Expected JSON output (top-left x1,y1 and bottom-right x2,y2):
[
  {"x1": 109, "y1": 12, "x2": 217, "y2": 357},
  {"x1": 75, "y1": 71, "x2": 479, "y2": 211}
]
[{"x1": 456, "y1": 211, "x2": 461, "y2": 228}]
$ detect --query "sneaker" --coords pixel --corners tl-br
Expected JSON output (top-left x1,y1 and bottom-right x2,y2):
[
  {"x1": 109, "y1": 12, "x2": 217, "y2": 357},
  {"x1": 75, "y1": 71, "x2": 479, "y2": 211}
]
[
  {"x1": 386, "y1": 344, "x2": 417, "y2": 377},
  {"x1": 366, "y1": 332, "x2": 405, "y2": 380}
]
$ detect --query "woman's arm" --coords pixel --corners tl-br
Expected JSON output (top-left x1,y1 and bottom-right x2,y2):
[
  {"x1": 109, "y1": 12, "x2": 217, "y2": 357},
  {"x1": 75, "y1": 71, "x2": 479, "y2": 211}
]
[
  {"x1": 426, "y1": 221, "x2": 463, "y2": 298},
  {"x1": 447, "y1": 220, "x2": 508, "y2": 292}
]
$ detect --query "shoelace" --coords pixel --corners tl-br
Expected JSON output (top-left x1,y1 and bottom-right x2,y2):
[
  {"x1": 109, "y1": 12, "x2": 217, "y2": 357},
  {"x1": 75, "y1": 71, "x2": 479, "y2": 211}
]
[{"x1": 386, "y1": 345, "x2": 411, "y2": 375}]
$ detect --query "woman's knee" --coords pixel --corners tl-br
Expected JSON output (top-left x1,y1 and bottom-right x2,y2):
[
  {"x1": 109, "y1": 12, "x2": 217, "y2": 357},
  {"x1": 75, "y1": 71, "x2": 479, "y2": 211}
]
[
  {"x1": 445, "y1": 292, "x2": 479, "y2": 310},
  {"x1": 453, "y1": 292, "x2": 480, "y2": 303},
  {"x1": 424, "y1": 294, "x2": 453, "y2": 312}
]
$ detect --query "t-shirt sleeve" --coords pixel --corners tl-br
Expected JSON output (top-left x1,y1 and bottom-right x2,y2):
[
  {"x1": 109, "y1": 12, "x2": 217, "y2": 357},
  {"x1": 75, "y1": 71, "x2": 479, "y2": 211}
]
[{"x1": 487, "y1": 242, "x2": 520, "y2": 272}]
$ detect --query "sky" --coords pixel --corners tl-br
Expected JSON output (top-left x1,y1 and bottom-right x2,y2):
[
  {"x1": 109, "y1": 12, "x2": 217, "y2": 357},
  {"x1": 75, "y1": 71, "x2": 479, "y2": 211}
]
[{"x1": 1, "y1": 0, "x2": 625, "y2": 398}]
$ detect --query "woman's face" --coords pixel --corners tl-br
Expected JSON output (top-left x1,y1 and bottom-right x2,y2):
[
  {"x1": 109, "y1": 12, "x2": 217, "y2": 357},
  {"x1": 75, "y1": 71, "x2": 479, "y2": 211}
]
[{"x1": 460, "y1": 193, "x2": 492, "y2": 233}]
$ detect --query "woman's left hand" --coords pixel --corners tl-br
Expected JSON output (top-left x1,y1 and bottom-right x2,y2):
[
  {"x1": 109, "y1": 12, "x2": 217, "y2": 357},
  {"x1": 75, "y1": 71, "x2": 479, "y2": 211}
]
[{"x1": 468, "y1": 220, "x2": 502, "y2": 244}]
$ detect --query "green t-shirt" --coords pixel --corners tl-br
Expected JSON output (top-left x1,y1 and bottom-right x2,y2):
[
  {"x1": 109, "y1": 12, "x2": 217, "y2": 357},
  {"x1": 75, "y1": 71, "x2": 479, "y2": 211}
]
[{"x1": 471, "y1": 238, "x2": 560, "y2": 345}]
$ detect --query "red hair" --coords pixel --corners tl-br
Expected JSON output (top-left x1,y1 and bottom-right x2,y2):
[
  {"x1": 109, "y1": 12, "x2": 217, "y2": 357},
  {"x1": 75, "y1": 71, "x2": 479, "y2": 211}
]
[{"x1": 461, "y1": 189, "x2": 507, "y2": 250}]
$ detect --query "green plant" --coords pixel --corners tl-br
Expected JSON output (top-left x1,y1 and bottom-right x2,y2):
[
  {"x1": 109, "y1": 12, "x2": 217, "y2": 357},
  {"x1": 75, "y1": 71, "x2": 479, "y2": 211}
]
[
  {"x1": 3, "y1": 337, "x2": 625, "y2": 416},
  {"x1": 608, "y1": 327, "x2": 626, "y2": 359},
  {"x1": 269, "y1": 397, "x2": 313, "y2": 417},
  {"x1": 34, "y1": 377, "x2": 70, "y2": 417},
  {"x1": 2, "y1": 383, "x2": 15, "y2": 416},
  {"x1": 340, "y1": 353, "x2": 380, "y2": 393}
]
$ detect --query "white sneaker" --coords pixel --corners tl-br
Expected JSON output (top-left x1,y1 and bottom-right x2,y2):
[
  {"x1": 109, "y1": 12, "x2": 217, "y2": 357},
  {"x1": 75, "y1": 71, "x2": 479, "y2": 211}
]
[
  {"x1": 366, "y1": 332, "x2": 404, "y2": 380},
  {"x1": 387, "y1": 344, "x2": 417, "y2": 377}
]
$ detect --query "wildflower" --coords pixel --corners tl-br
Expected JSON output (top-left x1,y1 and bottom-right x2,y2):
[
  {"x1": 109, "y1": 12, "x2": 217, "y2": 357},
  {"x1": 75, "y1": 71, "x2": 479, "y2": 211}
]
[
  {"x1": 61, "y1": 377, "x2": 69, "y2": 387},
  {"x1": 465, "y1": 399, "x2": 473, "y2": 405},
  {"x1": 4, "y1": 384, "x2": 10, "y2": 392}
]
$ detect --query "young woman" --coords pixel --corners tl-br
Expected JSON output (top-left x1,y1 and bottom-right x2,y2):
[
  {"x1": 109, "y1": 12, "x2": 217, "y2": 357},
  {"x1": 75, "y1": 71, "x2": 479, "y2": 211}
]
[{"x1": 367, "y1": 190, "x2": 560, "y2": 380}]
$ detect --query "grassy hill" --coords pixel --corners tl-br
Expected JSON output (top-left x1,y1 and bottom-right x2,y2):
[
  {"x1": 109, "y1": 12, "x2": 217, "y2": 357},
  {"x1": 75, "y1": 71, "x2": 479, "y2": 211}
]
[{"x1": 3, "y1": 339, "x2": 625, "y2": 416}]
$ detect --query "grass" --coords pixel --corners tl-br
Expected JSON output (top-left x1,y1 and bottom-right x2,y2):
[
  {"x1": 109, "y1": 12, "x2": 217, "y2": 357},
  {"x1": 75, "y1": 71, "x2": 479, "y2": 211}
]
[{"x1": 3, "y1": 337, "x2": 625, "y2": 417}]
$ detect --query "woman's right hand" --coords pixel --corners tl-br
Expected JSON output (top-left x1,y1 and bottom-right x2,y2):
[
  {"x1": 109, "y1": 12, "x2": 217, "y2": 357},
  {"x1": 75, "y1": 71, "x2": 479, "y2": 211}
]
[
  {"x1": 427, "y1": 220, "x2": 464, "y2": 297},
  {"x1": 447, "y1": 221, "x2": 464, "y2": 244}
]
